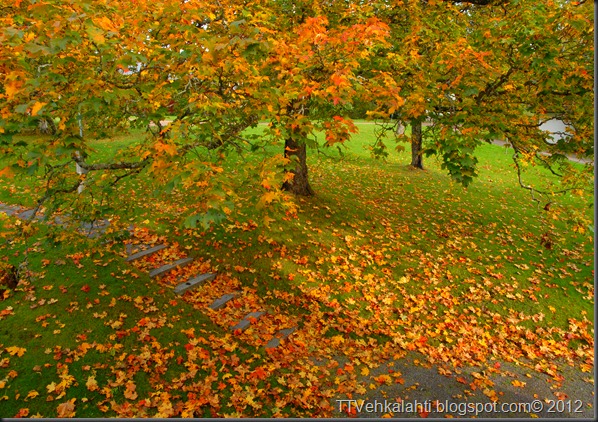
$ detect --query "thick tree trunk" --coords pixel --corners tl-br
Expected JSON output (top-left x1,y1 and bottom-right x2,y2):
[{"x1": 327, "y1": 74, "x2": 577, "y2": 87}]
[
  {"x1": 282, "y1": 136, "x2": 314, "y2": 196},
  {"x1": 410, "y1": 119, "x2": 424, "y2": 169}
]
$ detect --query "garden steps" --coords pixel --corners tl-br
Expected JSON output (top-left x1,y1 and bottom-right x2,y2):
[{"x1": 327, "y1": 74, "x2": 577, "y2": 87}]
[
  {"x1": 209, "y1": 291, "x2": 241, "y2": 310},
  {"x1": 1, "y1": 201, "x2": 300, "y2": 352},
  {"x1": 265, "y1": 327, "x2": 297, "y2": 349},
  {"x1": 149, "y1": 257, "x2": 194, "y2": 278},
  {"x1": 174, "y1": 272, "x2": 217, "y2": 295},
  {"x1": 125, "y1": 244, "x2": 168, "y2": 262},
  {"x1": 230, "y1": 311, "x2": 265, "y2": 332}
]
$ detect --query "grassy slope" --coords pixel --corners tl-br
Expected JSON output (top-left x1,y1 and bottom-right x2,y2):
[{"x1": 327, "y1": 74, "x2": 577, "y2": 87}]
[{"x1": 0, "y1": 122, "x2": 593, "y2": 417}]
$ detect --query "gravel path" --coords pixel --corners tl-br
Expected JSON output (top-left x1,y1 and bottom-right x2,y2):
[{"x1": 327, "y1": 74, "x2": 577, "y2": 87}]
[{"x1": 331, "y1": 352, "x2": 595, "y2": 419}]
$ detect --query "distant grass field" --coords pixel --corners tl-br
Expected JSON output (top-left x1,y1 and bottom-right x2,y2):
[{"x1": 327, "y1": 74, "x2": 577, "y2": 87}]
[{"x1": 0, "y1": 121, "x2": 593, "y2": 417}]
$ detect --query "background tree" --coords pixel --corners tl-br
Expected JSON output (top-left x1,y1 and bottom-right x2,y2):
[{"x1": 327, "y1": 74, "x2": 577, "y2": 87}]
[{"x1": 369, "y1": 0, "x2": 592, "y2": 192}]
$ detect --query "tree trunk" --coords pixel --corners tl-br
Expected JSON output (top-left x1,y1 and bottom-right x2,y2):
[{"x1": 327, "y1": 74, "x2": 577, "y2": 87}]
[
  {"x1": 410, "y1": 118, "x2": 424, "y2": 169},
  {"x1": 282, "y1": 136, "x2": 314, "y2": 196}
]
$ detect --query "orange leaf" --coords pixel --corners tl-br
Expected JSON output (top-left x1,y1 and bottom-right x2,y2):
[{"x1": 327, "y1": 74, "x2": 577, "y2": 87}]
[
  {"x1": 4, "y1": 82, "x2": 21, "y2": 100},
  {"x1": 31, "y1": 102, "x2": 46, "y2": 116},
  {"x1": 251, "y1": 366, "x2": 268, "y2": 380},
  {"x1": 86, "y1": 376, "x2": 98, "y2": 392},
  {"x1": 6, "y1": 346, "x2": 26, "y2": 357},
  {"x1": 124, "y1": 381, "x2": 137, "y2": 400},
  {"x1": 56, "y1": 399, "x2": 76, "y2": 417},
  {"x1": 0, "y1": 166, "x2": 13, "y2": 178}
]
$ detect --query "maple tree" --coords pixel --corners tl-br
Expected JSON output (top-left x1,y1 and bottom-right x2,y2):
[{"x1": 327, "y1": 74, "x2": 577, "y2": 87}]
[
  {"x1": 0, "y1": 0, "x2": 391, "y2": 220},
  {"x1": 1, "y1": 0, "x2": 269, "y2": 223},
  {"x1": 454, "y1": 0, "x2": 594, "y2": 192},
  {"x1": 369, "y1": 0, "x2": 593, "y2": 192},
  {"x1": 1, "y1": 0, "x2": 591, "y2": 215},
  {"x1": 254, "y1": 0, "x2": 389, "y2": 196}
]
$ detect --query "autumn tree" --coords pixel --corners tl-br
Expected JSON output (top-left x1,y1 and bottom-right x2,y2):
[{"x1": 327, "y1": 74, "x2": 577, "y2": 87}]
[
  {"x1": 367, "y1": 0, "x2": 473, "y2": 170},
  {"x1": 0, "y1": 0, "x2": 591, "y2": 227},
  {"x1": 0, "y1": 0, "x2": 270, "y2": 224},
  {"x1": 369, "y1": 0, "x2": 593, "y2": 191},
  {"x1": 452, "y1": 0, "x2": 594, "y2": 193},
  {"x1": 255, "y1": 0, "x2": 389, "y2": 196}
]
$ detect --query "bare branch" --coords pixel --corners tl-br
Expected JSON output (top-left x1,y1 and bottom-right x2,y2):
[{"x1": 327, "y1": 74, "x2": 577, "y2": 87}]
[{"x1": 534, "y1": 153, "x2": 563, "y2": 178}]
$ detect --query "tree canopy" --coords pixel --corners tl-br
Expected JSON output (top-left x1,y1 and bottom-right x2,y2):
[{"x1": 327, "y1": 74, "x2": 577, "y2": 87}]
[{"x1": 0, "y1": 0, "x2": 593, "y2": 226}]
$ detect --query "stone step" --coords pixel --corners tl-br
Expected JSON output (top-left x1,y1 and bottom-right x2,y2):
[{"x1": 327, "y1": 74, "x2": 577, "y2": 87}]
[
  {"x1": 17, "y1": 209, "x2": 37, "y2": 220},
  {"x1": 148, "y1": 257, "x2": 194, "y2": 278},
  {"x1": 174, "y1": 273, "x2": 217, "y2": 295},
  {"x1": 78, "y1": 219, "x2": 111, "y2": 238},
  {"x1": 265, "y1": 326, "x2": 297, "y2": 349},
  {"x1": 0, "y1": 202, "x2": 114, "y2": 238},
  {"x1": 208, "y1": 292, "x2": 240, "y2": 310},
  {"x1": 125, "y1": 243, "x2": 151, "y2": 256},
  {"x1": 0, "y1": 204, "x2": 26, "y2": 217},
  {"x1": 125, "y1": 244, "x2": 168, "y2": 262},
  {"x1": 231, "y1": 311, "x2": 265, "y2": 332}
]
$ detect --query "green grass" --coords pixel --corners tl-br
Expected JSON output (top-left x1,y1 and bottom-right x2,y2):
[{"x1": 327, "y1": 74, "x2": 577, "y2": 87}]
[
  {"x1": 0, "y1": 121, "x2": 593, "y2": 417},
  {"x1": 0, "y1": 222, "x2": 278, "y2": 417}
]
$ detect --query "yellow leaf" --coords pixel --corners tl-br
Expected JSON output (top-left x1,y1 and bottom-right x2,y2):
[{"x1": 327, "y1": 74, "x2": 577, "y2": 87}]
[
  {"x1": 92, "y1": 32, "x2": 105, "y2": 44},
  {"x1": 511, "y1": 380, "x2": 526, "y2": 388},
  {"x1": 46, "y1": 382, "x2": 57, "y2": 393},
  {"x1": 96, "y1": 16, "x2": 115, "y2": 32},
  {"x1": 56, "y1": 399, "x2": 76, "y2": 417},
  {"x1": 31, "y1": 102, "x2": 46, "y2": 116},
  {"x1": 5, "y1": 346, "x2": 26, "y2": 357},
  {"x1": 361, "y1": 367, "x2": 370, "y2": 376},
  {"x1": 4, "y1": 83, "x2": 21, "y2": 100},
  {"x1": 282, "y1": 172, "x2": 295, "y2": 183},
  {"x1": 261, "y1": 191, "x2": 278, "y2": 205},
  {"x1": 86, "y1": 376, "x2": 98, "y2": 392},
  {"x1": 330, "y1": 335, "x2": 344, "y2": 347},
  {"x1": 25, "y1": 390, "x2": 39, "y2": 400}
]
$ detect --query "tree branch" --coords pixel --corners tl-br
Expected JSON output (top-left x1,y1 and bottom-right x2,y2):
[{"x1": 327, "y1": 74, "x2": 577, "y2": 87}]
[{"x1": 72, "y1": 153, "x2": 150, "y2": 171}]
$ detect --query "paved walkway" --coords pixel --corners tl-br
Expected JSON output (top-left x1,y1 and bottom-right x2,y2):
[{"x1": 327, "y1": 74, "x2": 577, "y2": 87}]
[
  {"x1": 491, "y1": 139, "x2": 593, "y2": 165},
  {"x1": 331, "y1": 352, "x2": 594, "y2": 419}
]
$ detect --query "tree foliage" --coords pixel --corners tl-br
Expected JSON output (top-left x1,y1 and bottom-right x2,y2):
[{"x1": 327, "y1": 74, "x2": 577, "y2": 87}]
[
  {"x1": 0, "y1": 0, "x2": 593, "y2": 224},
  {"x1": 369, "y1": 0, "x2": 593, "y2": 192}
]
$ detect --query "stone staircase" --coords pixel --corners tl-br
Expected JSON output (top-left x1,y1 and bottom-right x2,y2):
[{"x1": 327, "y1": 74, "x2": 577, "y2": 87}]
[
  {"x1": 0, "y1": 201, "x2": 299, "y2": 350},
  {"x1": 122, "y1": 239, "x2": 299, "y2": 350}
]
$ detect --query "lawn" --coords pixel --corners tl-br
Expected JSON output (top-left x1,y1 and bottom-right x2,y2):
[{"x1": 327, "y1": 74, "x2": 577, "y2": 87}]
[{"x1": 0, "y1": 121, "x2": 593, "y2": 417}]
